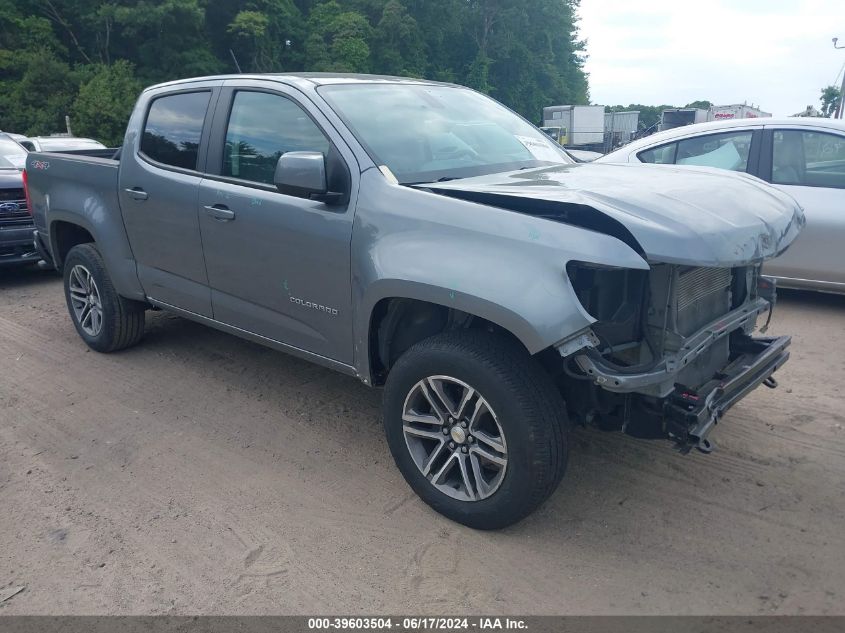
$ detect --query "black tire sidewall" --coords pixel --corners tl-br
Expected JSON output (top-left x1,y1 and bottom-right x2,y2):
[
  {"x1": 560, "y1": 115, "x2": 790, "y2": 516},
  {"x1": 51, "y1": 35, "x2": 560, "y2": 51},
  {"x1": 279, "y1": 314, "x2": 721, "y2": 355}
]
[{"x1": 383, "y1": 334, "x2": 562, "y2": 529}]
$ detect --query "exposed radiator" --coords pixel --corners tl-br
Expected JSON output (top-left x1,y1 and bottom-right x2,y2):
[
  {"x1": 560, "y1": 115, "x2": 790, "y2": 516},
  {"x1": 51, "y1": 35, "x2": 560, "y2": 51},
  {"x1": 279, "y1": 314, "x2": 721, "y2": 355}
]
[
  {"x1": 677, "y1": 267, "x2": 732, "y2": 313},
  {"x1": 646, "y1": 264, "x2": 734, "y2": 388}
]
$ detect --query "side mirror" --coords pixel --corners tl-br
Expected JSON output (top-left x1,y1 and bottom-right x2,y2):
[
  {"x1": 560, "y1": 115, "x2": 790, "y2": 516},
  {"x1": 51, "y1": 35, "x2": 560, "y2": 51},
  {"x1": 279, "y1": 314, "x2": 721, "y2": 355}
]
[{"x1": 274, "y1": 151, "x2": 327, "y2": 196}]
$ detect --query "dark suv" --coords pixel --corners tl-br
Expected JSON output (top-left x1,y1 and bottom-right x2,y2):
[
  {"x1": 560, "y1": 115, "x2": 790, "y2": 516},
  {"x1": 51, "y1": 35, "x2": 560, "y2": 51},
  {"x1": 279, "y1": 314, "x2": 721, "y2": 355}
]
[{"x1": 0, "y1": 133, "x2": 38, "y2": 266}]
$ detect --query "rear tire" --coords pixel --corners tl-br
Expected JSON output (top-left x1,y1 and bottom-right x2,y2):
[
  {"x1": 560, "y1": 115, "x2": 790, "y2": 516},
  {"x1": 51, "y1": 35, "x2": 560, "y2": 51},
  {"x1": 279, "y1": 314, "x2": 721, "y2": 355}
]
[
  {"x1": 63, "y1": 243, "x2": 145, "y2": 352},
  {"x1": 383, "y1": 330, "x2": 569, "y2": 529}
]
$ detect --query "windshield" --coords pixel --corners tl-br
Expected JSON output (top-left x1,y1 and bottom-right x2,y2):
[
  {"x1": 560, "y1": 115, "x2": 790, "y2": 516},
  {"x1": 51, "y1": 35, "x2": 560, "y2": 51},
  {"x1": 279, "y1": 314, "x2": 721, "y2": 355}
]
[
  {"x1": 318, "y1": 83, "x2": 573, "y2": 184},
  {"x1": 0, "y1": 136, "x2": 27, "y2": 169}
]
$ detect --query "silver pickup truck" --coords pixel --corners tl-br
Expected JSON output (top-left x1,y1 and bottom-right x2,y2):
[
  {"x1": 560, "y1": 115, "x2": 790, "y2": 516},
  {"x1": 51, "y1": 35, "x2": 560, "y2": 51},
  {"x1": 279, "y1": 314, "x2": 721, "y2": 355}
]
[{"x1": 25, "y1": 74, "x2": 803, "y2": 529}]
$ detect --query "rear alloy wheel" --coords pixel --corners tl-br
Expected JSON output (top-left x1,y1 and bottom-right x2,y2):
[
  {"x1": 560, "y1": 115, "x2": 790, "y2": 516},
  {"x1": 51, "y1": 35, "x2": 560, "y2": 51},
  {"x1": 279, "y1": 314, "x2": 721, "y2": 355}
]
[
  {"x1": 384, "y1": 330, "x2": 568, "y2": 529},
  {"x1": 68, "y1": 264, "x2": 104, "y2": 337},
  {"x1": 63, "y1": 243, "x2": 146, "y2": 353}
]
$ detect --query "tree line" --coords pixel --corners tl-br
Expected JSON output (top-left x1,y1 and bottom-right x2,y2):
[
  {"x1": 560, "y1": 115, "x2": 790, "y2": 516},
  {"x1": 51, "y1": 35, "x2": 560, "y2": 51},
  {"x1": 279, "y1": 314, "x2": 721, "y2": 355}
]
[{"x1": 0, "y1": 0, "x2": 589, "y2": 146}]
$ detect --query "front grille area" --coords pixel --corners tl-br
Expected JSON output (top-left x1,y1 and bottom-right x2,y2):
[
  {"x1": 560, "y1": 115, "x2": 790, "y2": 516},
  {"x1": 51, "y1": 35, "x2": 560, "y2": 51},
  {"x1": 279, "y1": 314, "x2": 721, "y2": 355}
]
[
  {"x1": 0, "y1": 189, "x2": 30, "y2": 226},
  {"x1": 0, "y1": 188, "x2": 25, "y2": 201}
]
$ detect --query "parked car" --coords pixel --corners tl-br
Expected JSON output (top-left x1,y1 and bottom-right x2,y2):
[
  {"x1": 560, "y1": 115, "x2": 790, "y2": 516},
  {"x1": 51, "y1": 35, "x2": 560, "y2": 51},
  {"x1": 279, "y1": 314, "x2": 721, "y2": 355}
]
[
  {"x1": 598, "y1": 118, "x2": 845, "y2": 293},
  {"x1": 0, "y1": 133, "x2": 39, "y2": 266},
  {"x1": 0, "y1": 131, "x2": 30, "y2": 145},
  {"x1": 19, "y1": 136, "x2": 107, "y2": 153},
  {"x1": 25, "y1": 74, "x2": 802, "y2": 529}
]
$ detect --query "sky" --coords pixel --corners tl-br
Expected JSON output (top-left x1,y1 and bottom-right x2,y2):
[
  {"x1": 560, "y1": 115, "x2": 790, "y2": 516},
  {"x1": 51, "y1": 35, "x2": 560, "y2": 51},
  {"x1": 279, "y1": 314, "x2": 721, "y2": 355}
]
[{"x1": 578, "y1": 0, "x2": 845, "y2": 116}]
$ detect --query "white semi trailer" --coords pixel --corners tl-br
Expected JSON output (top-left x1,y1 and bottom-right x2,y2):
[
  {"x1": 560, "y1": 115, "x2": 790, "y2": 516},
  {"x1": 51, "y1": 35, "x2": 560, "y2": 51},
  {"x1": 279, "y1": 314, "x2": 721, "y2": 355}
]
[
  {"x1": 542, "y1": 105, "x2": 605, "y2": 146},
  {"x1": 660, "y1": 104, "x2": 771, "y2": 131}
]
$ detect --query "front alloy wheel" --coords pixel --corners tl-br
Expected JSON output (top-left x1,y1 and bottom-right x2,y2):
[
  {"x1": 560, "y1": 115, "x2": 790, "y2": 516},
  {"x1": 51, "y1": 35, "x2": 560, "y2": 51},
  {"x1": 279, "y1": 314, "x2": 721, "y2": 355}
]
[
  {"x1": 383, "y1": 331, "x2": 569, "y2": 530},
  {"x1": 402, "y1": 376, "x2": 507, "y2": 501}
]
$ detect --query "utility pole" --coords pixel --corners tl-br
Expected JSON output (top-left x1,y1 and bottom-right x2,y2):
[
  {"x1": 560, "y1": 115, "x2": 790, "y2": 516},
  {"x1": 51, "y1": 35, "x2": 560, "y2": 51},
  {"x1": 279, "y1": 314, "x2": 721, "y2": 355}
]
[{"x1": 835, "y1": 38, "x2": 845, "y2": 119}]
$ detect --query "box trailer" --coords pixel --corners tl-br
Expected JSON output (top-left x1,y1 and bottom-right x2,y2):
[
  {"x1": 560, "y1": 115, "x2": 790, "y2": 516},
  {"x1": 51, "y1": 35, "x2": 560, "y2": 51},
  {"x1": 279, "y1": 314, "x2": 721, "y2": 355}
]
[
  {"x1": 605, "y1": 110, "x2": 640, "y2": 146},
  {"x1": 710, "y1": 104, "x2": 772, "y2": 120},
  {"x1": 542, "y1": 105, "x2": 605, "y2": 146},
  {"x1": 659, "y1": 108, "x2": 709, "y2": 131}
]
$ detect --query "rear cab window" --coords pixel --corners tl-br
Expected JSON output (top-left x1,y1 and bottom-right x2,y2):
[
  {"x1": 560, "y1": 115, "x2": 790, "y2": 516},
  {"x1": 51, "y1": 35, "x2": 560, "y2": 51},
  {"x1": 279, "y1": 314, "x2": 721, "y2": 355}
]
[{"x1": 140, "y1": 91, "x2": 212, "y2": 170}]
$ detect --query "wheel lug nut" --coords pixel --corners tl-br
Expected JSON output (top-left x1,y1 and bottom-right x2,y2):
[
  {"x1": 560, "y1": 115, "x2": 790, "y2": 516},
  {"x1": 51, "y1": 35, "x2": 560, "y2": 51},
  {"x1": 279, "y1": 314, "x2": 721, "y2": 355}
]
[
  {"x1": 467, "y1": 436, "x2": 474, "y2": 443},
  {"x1": 461, "y1": 446, "x2": 468, "y2": 454},
  {"x1": 460, "y1": 421, "x2": 467, "y2": 428},
  {"x1": 442, "y1": 427, "x2": 449, "y2": 435},
  {"x1": 448, "y1": 442, "x2": 456, "y2": 450}
]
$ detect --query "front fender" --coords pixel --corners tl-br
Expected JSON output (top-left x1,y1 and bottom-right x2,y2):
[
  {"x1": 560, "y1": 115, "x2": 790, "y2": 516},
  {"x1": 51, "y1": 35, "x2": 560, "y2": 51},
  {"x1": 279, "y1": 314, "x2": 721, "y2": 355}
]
[{"x1": 351, "y1": 171, "x2": 649, "y2": 381}]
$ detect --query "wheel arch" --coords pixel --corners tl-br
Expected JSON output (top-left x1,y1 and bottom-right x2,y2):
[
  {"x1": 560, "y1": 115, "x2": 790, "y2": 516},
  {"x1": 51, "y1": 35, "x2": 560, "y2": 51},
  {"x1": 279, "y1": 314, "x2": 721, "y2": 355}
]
[
  {"x1": 356, "y1": 275, "x2": 585, "y2": 385},
  {"x1": 366, "y1": 295, "x2": 531, "y2": 386},
  {"x1": 50, "y1": 218, "x2": 95, "y2": 271},
  {"x1": 46, "y1": 211, "x2": 145, "y2": 301}
]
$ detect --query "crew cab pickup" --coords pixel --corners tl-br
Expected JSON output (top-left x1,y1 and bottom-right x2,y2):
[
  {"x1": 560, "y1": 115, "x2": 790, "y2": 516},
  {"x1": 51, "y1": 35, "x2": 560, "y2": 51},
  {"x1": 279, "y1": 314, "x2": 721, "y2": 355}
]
[{"x1": 26, "y1": 74, "x2": 804, "y2": 529}]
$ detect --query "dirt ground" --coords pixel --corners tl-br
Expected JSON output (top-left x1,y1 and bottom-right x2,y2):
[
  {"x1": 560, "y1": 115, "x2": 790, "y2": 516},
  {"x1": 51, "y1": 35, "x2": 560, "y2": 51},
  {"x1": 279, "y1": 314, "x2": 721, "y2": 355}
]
[{"x1": 0, "y1": 266, "x2": 843, "y2": 615}]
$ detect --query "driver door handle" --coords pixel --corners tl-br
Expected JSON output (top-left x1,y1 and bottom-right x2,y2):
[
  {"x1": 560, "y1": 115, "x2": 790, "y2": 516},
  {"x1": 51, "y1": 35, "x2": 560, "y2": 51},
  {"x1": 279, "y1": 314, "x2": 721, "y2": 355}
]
[
  {"x1": 124, "y1": 187, "x2": 148, "y2": 201},
  {"x1": 203, "y1": 204, "x2": 235, "y2": 221}
]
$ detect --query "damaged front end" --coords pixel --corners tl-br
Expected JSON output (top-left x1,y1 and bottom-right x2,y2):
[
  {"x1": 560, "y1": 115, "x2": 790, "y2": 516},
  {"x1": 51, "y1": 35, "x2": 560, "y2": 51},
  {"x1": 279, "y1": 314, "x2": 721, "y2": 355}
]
[{"x1": 558, "y1": 263, "x2": 789, "y2": 452}]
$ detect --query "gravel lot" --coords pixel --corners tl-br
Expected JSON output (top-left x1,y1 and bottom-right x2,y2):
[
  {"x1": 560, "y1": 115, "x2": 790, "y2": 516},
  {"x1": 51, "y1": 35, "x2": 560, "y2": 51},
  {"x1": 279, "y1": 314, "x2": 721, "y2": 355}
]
[{"x1": 1, "y1": 266, "x2": 843, "y2": 615}]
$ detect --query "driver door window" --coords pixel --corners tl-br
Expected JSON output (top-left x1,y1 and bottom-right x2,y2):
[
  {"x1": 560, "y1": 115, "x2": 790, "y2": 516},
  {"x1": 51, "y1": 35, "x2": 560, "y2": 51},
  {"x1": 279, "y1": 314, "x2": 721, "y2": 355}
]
[
  {"x1": 772, "y1": 130, "x2": 845, "y2": 189},
  {"x1": 223, "y1": 91, "x2": 330, "y2": 186}
]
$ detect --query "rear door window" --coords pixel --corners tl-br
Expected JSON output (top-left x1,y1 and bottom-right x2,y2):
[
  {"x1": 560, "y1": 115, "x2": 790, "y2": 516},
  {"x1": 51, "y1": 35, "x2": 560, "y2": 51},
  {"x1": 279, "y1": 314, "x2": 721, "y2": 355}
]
[
  {"x1": 675, "y1": 131, "x2": 753, "y2": 171},
  {"x1": 140, "y1": 91, "x2": 211, "y2": 170},
  {"x1": 638, "y1": 130, "x2": 754, "y2": 172},
  {"x1": 772, "y1": 130, "x2": 845, "y2": 189}
]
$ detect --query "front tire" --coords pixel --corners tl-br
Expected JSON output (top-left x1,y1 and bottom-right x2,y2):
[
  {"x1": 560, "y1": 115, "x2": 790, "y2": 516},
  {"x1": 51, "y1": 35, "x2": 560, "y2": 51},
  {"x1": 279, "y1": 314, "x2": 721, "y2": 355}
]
[
  {"x1": 63, "y1": 243, "x2": 145, "y2": 352},
  {"x1": 383, "y1": 331, "x2": 568, "y2": 529}
]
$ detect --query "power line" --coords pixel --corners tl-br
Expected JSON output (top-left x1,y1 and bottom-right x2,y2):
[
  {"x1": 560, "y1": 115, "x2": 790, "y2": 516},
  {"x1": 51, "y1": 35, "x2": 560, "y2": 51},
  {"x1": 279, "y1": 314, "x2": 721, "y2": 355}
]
[{"x1": 833, "y1": 60, "x2": 845, "y2": 87}]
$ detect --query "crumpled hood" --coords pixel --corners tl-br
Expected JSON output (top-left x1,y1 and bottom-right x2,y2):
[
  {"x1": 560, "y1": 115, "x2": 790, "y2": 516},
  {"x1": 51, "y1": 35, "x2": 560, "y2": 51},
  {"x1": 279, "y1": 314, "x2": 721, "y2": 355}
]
[{"x1": 421, "y1": 162, "x2": 805, "y2": 267}]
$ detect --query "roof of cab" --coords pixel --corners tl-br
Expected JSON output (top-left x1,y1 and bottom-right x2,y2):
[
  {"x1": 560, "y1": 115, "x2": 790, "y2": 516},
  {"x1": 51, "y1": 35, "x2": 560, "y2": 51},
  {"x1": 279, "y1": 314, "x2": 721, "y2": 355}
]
[{"x1": 144, "y1": 72, "x2": 452, "y2": 93}]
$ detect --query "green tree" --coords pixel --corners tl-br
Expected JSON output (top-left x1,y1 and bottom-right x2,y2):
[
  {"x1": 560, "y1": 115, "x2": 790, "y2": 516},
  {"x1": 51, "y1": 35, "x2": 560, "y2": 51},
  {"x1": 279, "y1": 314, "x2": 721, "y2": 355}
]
[
  {"x1": 372, "y1": 0, "x2": 426, "y2": 77},
  {"x1": 305, "y1": 2, "x2": 371, "y2": 72},
  {"x1": 820, "y1": 85, "x2": 841, "y2": 118},
  {"x1": 71, "y1": 60, "x2": 141, "y2": 145},
  {"x1": 0, "y1": 50, "x2": 78, "y2": 135},
  {"x1": 1, "y1": 0, "x2": 592, "y2": 140}
]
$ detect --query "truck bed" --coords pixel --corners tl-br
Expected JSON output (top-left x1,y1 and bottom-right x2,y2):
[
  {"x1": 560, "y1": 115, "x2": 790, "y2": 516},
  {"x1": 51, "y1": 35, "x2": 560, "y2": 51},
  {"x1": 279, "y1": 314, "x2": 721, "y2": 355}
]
[{"x1": 26, "y1": 149, "x2": 128, "y2": 273}]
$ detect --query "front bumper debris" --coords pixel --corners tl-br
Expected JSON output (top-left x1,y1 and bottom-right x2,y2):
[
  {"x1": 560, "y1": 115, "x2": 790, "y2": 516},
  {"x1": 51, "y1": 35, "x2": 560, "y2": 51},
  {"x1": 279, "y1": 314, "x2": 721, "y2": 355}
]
[
  {"x1": 664, "y1": 335, "x2": 790, "y2": 452},
  {"x1": 573, "y1": 297, "x2": 771, "y2": 398}
]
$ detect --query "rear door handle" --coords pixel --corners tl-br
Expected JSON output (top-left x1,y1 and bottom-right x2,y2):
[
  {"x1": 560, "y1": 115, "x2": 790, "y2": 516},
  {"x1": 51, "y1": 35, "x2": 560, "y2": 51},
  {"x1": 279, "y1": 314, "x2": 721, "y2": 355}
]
[
  {"x1": 124, "y1": 187, "x2": 148, "y2": 201},
  {"x1": 203, "y1": 204, "x2": 235, "y2": 221}
]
